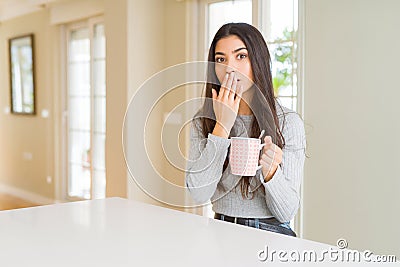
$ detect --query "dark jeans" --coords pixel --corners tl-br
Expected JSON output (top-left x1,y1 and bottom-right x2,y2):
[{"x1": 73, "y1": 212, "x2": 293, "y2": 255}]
[{"x1": 214, "y1": 213, "x2": 296, "y2": 237}]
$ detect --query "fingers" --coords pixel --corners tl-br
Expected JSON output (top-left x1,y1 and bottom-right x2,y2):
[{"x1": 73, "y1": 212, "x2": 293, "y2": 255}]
[
  {"x1": 234, "y1": 84, "x2": 243, "y2": 106},
  {"x1": 229, "y1": 78, "x2": 238, "y2": 101},
  {"x1": 264, "y1": 136, "x2": 272, "y2": 144},
  {"x1": 260, "y1": 146, "x2": 280, "y2": 166},
  {"x1": 214, "y1": 72, "x2": 242, "y2": 113},
  {"x1": 222, "y1": 72, "x2": 229, "y2": 85},
  {"x1": 226, "y1": 71, "x2": 236, "y2": 92},
  {"x1": 259, "y1": 157, "x2": 279, "y2": 172},
  {"x1": 264, "y1": 148, "x2": 276, "y2": 158},
  {"x1": 260, "y1": 153, "x2": 282, "y2": 165},
  {"x1": 219, "y1": 73, "x2": 229, "y2": 99},
  {"x1": 262, "y1": 136, "x2": 273, "y2": 153},
  {"x1": 260, "y1": 153, "x2": 278, "y2": 165},
  {"x1": 220, "y1": 72, "x2": 237, "y2": 100},
  {"x1": 260, "y1": 144, "x2": 283, "y2": 164}
]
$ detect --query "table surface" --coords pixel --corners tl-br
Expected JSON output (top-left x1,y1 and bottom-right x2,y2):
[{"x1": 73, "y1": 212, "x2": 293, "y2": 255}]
[{"x1": 0, "y1": 198, "x2": 395, "y2": 266}]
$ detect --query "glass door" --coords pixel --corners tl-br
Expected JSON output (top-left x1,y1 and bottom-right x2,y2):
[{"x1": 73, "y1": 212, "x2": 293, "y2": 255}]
[{"x1": 66, "y1": 18, "x2": 106, "y2": 200}]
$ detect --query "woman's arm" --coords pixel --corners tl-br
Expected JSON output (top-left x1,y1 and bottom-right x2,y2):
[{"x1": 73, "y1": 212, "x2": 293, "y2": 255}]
[
  {"x1": 186, "y1": 73, "x2": 243, "y2": 204},
  {"x1": 185, "y1": 120, "x2": 231, "y2": 204},
  {"x1": 260, "y1": 113, "x2": 306, "y2": 222}
]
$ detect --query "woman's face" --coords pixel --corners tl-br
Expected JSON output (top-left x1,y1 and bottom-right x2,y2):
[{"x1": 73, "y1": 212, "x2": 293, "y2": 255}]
[{"x1": 214, "y1": 35, "x2": 254, "y2": 92}]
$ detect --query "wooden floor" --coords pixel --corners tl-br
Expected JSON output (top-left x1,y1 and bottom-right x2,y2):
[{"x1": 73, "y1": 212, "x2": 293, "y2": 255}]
[{"x1": 0, "y1": 193, "x2": 40, "y2": 211}]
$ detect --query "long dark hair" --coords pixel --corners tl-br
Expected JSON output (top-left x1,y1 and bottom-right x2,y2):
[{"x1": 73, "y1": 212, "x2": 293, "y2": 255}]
[{"x1": 195, "y1": 23, "x2": 285, "y2": 199}]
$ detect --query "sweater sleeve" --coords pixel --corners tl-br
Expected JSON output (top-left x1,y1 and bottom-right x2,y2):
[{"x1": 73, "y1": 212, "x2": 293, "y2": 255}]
[
  {"x1": 185, "y1": 120, "x2": 231, "y2": 204},
  {"x1": 260, "y1": 112, "x2": 306, "y2": 222}
]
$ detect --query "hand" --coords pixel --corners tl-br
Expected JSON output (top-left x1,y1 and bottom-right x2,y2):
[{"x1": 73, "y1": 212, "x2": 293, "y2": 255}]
[
  {"x1": 211, "y1": 72, "x2": 243, "y2": 138},
  {"x1": 259, "y1": 136, "x2": 283, "y2": 182}
]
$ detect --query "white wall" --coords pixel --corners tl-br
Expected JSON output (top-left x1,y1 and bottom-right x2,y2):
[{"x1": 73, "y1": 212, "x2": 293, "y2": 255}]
[
  {"x1": 126, "y1": 0, "x2": 167, "y2": 206},
  {"x1": 125, "y1": 0, "x2": 195, "y2": 211},
  {"x1": 303, "y1": 0, "x2": 400, "y2": 257},
  {"x1": 104, "y1": 0, "x2": 128, "y2": 198},
  {"x1": 0, "y1": 9, "x2": 56, "y2": 203}
]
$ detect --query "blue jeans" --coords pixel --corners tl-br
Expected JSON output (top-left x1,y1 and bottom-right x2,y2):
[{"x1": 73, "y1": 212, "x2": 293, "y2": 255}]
[{"x1": 215, "y1": 213, "x2": 296, "y2": 237}]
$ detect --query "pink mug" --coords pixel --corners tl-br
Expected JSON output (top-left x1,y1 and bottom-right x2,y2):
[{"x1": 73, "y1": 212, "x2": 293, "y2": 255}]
[{"x1": 229, "y1": 137, "x2": 265, "y2": 176}]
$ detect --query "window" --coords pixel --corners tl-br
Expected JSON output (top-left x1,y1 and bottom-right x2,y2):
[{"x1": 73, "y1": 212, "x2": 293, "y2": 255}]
[
  {"x1": 260, "y1": 0, "x2": 299, "y2": 111},
  {"x1": 207, "y1": 0, "x2": 252, "y2": 47},
  {"x1": 66, "y1": 18, "x2": 106, "y2": 200}
]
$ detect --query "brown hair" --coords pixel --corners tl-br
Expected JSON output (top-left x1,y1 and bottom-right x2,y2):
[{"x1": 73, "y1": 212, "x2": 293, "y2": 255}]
[{"x1": 194, "y1": 23, "x2": 285, "y2": 199}]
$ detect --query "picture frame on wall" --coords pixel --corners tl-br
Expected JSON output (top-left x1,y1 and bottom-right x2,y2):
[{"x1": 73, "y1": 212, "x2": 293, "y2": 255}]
[{"x1": 9, "y1": 34, "x2": 36, "y2": 115}]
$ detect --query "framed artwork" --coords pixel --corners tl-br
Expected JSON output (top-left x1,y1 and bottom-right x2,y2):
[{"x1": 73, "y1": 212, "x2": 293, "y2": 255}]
[{"x1": 9, "y1": 34, "x2": 36, "y2": 115}]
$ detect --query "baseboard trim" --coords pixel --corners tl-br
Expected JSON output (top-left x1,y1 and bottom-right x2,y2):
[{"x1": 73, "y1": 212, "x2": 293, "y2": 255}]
[{"x1": 0, "y1": 183, "x2": 55, "y2": 205}]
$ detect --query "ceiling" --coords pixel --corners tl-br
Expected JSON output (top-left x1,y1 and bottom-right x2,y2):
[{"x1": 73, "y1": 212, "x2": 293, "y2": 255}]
[{"x1": 0, "y1": 0, "x2": 61, "y2": 22}]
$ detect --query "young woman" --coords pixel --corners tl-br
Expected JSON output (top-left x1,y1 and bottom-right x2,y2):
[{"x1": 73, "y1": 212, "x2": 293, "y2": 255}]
[{"x1": 185, "y1": 23, "x2": 305, "y2": 236}]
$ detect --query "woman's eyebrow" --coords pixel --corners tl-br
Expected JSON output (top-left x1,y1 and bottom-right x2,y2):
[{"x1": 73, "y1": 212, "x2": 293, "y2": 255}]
[
  {"x1": 234, "y1": 47, "x2": 248, "y2": 53},
  {"x1": 215, "y1": 47, "x2": 247, "y2": 56}
]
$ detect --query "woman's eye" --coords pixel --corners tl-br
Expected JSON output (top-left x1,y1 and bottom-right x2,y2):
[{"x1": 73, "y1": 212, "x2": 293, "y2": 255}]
[
  {"x1": 215, "y1": 57, "x2": 225, "y2": 63},
  {"x1": 238, "y1": 54, "x2": 247, "y2": 59}
]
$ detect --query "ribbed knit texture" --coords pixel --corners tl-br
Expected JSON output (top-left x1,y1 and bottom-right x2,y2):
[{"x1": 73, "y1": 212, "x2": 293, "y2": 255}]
[{"x1": 185, "y1": 104, "x2": 306, "y2": 222}]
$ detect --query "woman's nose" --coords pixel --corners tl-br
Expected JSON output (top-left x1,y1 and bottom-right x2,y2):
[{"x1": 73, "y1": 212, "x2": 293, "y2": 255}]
[{"x1": 224, "y1": 64, "x2": 236, "y2": 74}]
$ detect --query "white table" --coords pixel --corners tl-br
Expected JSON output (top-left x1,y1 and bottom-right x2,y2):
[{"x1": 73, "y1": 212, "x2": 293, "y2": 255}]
[{"x1": 0, "y1": 198, "x2": 396, "y2": 266}]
